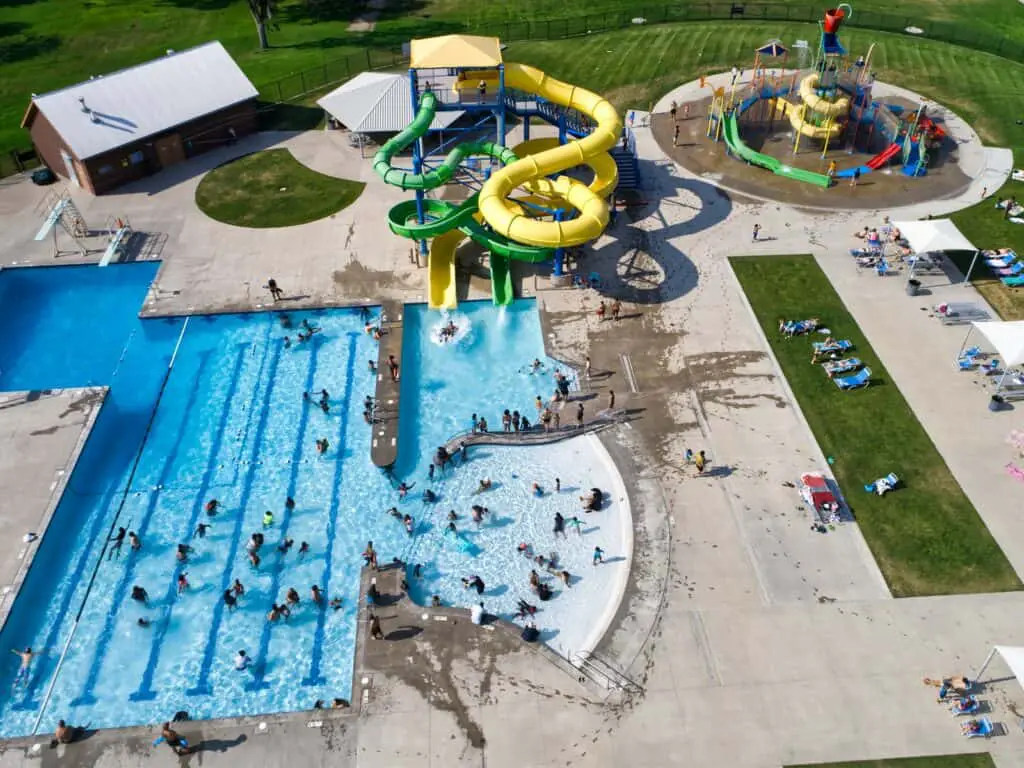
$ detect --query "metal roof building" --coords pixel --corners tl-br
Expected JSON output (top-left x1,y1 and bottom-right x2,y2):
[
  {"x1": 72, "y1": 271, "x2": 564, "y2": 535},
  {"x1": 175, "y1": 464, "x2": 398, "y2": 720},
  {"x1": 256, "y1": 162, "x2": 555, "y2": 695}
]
[
  {"x1": 317, "y1": 72, "x2": 463, "y2": 133},
  {"x1": 23, "y1": 41, "x2": 259, "y2": 194}
]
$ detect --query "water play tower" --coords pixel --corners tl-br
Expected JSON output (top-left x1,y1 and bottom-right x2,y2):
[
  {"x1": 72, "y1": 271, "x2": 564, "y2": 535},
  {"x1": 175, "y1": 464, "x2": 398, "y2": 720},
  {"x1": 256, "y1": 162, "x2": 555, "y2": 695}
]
[{"x1": 372, "y1": 35, "x2": 632, "y2": 309}]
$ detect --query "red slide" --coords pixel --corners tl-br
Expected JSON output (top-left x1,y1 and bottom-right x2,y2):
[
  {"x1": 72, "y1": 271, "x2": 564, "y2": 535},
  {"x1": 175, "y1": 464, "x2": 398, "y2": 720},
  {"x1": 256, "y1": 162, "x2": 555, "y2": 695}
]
[{"x1": 866, "y1": 142, "x2": 901, "y2": 170}]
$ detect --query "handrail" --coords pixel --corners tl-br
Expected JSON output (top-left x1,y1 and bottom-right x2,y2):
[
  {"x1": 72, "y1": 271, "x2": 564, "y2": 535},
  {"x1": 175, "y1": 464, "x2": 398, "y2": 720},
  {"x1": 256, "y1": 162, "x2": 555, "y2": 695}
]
[{"x1": 572, "y1": 649, "x2": 644, "y2": 694}]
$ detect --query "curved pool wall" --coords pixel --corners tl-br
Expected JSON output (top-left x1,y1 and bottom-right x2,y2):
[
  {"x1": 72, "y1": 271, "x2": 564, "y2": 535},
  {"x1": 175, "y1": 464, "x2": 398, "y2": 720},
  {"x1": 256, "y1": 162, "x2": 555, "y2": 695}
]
[{"x1": 0, "y1": 273, "x2": 632, "y2": 737}]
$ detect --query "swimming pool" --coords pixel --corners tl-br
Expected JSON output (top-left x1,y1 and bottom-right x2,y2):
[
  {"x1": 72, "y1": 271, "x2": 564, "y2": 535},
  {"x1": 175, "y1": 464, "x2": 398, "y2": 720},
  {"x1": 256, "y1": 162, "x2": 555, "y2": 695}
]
[{"x1": 0, "y1": 267, "x2": 629, "y2": 737}]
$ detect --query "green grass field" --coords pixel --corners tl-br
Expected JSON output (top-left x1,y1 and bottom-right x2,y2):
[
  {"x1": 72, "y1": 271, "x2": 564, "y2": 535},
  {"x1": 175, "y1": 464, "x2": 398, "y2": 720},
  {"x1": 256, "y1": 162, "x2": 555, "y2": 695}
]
[
  {"x1": 731, "y1": 254, "x2": 1020, "y2": 597},
  {"x1": 4, "y1": 0, "x2": 1024, "y2": 165},
  {"x1": 194, "y1": 148, "x2": 364, "y2": 227},
  {"x1": 949, "y1": 180, "x2": 1024, "y2": 320},
  {"x1": 787, "y1": 755, "x2": 996, "y2": 768}
]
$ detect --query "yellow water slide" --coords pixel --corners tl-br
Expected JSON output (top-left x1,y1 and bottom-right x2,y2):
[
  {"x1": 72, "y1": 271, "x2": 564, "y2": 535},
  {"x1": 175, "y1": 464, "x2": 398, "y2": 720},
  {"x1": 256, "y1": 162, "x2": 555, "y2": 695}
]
[
  {"x1": 772, "y1": 99, "x2": 844, "y2": 140},
  {"x1": 798, "y1": 72, "x2": 850, "y2": 118},
  {"x1": 477, "y1": 63, "x2": 623, "y2": 248}
]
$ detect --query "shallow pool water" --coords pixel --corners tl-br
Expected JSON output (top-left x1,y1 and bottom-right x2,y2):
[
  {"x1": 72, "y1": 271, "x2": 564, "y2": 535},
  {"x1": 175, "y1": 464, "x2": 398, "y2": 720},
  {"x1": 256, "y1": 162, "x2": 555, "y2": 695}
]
[{"x1": 0, "y1": 268, "x2": 628, "y2": 737}]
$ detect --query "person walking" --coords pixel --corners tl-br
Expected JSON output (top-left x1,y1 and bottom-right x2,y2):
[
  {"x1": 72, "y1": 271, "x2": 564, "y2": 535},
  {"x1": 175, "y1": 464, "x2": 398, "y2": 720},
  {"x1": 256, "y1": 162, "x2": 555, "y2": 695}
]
[
  {"x1": 576, "y1": 402, "x2": 584, "y2": 429},
  {"x1": 611, "y1": 300, "x2": 622, "y2": 321},
  {"x1": 673, "y1": 123, "x2": 680, "y2": 147},
  {"x1": 850, "y1": 168, "x2": 861, "y2": 189},
  {"x1": 265, "y1": 278, "x2": 284, "y2": 302},
  {"x1": 608, "y1": 389, "x2": 615, "y2": 410},
  {"x1": 388, "y1": 355, "x2": 399, "y2": 382},
  {"x1": 752, "y1": 223, "x2": 761, "y2": 242},
  {"x1": 670, "y1": 100, "x2": 677, "y2": 121},
  {"x1": 592, "y1": 546, "x2": 605, "y2": 565},
  {"x1": 585, "y1": 356, "x2": 592, "y2": 380},
  {"x1": 695, "y1": 450, "x2": 707, "y2": 474},
  {"x1": 827, "y1": 160, "x2": 837, "y2": 178}
]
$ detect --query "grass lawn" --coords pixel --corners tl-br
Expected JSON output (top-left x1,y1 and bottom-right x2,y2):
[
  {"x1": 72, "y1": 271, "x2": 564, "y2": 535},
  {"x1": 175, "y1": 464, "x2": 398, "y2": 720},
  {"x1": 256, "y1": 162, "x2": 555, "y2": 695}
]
[
  {"x1": 195, "y1": 148, "x2": 364, "y2": 228},
  {"x1": 731, "y1": 254, "x2": 1020, "y2": 597},
  {"x1": 4, "y1": 0, "x2": 1024, "y2": 164},
  {"x1": 787, "y1": 755, "x2": 996, "y2": 768},
  {"x1": 949, "y1": 179, "x2": 1024, "y2": 320}
]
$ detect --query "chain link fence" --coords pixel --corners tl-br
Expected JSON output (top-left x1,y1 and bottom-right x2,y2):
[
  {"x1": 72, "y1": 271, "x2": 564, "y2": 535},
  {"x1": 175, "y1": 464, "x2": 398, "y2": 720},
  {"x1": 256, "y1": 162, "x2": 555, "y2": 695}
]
[{"x1": 4, "y1": 3, "x2": 1019, "y2": 178}]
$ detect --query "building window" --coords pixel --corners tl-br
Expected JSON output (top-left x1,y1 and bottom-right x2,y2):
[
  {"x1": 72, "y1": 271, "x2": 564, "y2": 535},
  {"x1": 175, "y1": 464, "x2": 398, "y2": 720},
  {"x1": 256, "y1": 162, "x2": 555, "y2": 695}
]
[{"x1": 129, "y1": 150, "x2": 144, "y2": 165}]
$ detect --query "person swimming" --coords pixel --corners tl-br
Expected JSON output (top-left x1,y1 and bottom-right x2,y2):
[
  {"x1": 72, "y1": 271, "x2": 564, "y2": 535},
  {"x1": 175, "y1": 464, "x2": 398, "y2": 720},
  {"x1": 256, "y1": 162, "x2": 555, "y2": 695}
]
[
  {"x1": 476, "y1": 478, "x2": 492, "y2": 493},
  {"x1": 403, "y1": 514, "x2": 414, "y2": 535},
  {"x1": 422, "y1": 489, "x2": 436, "y2": 503}
]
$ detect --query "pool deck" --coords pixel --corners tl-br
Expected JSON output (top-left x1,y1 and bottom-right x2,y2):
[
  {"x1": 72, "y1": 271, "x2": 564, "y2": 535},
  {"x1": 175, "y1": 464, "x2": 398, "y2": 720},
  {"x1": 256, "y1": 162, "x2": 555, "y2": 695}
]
[
  {"x1": 370, "y1": 301, "x2": 403, "y2": 468},
  {"x1": 5, "y1": 82, "x2": 1024, "y2": 767},
  {"x1": 0, "y1": 388, "x2": 105, "y2": 629}
]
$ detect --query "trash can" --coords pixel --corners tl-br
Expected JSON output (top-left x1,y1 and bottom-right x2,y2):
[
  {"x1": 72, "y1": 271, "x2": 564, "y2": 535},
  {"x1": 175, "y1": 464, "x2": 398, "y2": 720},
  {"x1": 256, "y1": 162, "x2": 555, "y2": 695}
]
[
  {"x1": 990, "y1": 394, "x2": 1011, "y2": 412},
  {"x1": 906, "y1": 279, "x2": 921, "y2": 296}
]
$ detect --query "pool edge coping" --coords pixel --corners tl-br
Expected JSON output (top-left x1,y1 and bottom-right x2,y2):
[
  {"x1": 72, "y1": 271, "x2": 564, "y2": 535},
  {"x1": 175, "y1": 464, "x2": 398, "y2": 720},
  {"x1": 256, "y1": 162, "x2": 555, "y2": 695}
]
[{"x1": 0, "y1": 387, "x2": 108, "y2": 633}]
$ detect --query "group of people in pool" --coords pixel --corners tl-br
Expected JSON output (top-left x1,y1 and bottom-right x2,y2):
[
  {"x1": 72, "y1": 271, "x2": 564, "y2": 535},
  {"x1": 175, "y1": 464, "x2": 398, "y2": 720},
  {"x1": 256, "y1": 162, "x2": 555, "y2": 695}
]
[
  {"x1": 281, "y1": 316, "x2": 322, "y2": 348},
  {"x1": 468, "y1": 365, "x2": 579, "y2": 438},
  {"x1": 124, "y1": 495, "x2": 343, "y2": 666}
]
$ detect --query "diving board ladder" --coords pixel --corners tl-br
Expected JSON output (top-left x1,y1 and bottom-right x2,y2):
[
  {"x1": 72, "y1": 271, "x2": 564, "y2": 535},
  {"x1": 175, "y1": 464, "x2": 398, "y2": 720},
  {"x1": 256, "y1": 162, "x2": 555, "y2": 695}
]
[
  {"x1": 99, "y1": 221, "x2": 131, "y2": 267},
  {"x1": 33, "y1": 189, "x2": 89, "y2": 257}
]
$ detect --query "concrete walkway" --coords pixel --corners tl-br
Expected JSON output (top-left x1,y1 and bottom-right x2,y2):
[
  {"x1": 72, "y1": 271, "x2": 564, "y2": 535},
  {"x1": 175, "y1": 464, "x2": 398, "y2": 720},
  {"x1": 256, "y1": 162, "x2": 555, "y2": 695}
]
[{"x1": 1, "y1": 70, "x2": 1024, "y2": 767}]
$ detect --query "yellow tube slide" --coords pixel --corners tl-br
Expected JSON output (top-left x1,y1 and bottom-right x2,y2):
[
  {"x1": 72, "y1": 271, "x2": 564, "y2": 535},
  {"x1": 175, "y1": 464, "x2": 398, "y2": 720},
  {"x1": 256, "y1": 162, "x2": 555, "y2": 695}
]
[
  {"x1": 773, "y1": 99, "x2": 843, "y2": 140},
  {"x1": 477, "y1": 63, "x2": 622, "y2": 249},
  {"x1": 798, "y1": 73, "x2": 850, "y2": 118}
]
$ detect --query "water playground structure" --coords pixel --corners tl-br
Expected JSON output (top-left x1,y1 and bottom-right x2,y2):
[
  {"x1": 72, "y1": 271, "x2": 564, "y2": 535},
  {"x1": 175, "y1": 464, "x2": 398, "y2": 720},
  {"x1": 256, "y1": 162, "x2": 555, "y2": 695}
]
[
  {"x1": 706, "y1": 5, "x2": 947, "y2": 189},
  {"x1": 374, "y1": 35, "x2": 639, "y2": 309}
]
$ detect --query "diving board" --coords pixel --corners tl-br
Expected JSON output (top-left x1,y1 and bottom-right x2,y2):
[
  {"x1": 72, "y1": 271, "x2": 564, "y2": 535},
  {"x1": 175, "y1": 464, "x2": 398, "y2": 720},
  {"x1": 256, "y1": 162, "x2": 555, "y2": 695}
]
[
  {"x1": 98, "y1": 226, "x2": 130, "y2": 267},
  {"x1": 34, "y1": 199, "x2": 68, "y2": 241}
]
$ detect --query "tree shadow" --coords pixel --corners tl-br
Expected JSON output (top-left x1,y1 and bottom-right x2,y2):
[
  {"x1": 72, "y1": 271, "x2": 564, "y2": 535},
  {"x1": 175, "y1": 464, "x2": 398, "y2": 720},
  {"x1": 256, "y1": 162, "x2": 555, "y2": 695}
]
[
  {"x1": 0, "y1": 31, "x2": 61, "y2": 64},
  {"x1": 258, "y1": 102, "x2": 324, "y2": 132}
]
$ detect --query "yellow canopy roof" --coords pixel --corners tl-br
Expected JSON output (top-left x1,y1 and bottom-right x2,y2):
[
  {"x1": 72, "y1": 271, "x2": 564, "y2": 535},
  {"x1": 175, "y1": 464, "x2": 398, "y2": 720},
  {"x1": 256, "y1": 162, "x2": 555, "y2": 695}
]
[{"x1": 409, "y1": 35, "x2": 503, "y2": 69}]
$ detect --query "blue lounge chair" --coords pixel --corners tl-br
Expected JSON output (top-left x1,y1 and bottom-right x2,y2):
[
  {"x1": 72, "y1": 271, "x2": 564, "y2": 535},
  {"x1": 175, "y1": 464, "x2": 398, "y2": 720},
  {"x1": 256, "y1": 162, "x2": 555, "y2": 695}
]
[
  {"x1": 834, "y1": 367, "x2": 871, "y2": 391},
  {"x1": 813, "y1": 339, "x2": 853, "y2": 355},
  {"x1": 1003, "y1": 276, "x2": 1024, "y2": 287},
  {"x1": 962, "y1": 717, "x2": 993, "y2": 738},
  {"x1": 823, "y1": 358, "x2": 862, "y2": 377}
]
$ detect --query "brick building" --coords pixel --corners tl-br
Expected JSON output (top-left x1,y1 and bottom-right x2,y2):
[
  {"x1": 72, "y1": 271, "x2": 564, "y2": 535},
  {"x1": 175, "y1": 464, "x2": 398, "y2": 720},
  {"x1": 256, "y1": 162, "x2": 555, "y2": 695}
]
[{"x1": 21, "y1": 42, "x2": 259, "y2": 194}]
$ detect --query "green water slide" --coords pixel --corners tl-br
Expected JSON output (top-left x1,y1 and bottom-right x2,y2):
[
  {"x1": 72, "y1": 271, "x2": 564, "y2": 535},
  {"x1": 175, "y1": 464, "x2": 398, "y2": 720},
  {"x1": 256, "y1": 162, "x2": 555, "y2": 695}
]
[
  {"x1": 373, "y1": 92, "x2": 519, "y2": 191},
  {"x1": 376, "y1": 90, "x2": 553, "y2": 306},
  {"x1": 722, "y1": 113, "x2": 832, "y2": 189}
]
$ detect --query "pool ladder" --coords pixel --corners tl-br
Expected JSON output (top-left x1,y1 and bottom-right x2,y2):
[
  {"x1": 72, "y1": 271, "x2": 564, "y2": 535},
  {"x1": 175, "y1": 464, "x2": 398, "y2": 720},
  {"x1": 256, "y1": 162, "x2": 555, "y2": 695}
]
[{"x1": 571, "y1": 650, "x2": 644, "y2": 696}]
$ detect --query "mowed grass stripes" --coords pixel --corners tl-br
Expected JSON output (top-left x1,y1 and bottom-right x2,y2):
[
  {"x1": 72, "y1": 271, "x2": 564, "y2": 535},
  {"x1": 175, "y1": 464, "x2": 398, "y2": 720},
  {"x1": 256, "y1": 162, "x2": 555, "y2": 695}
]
[
  {"x1": 731, "y1": 255, "x2": 1019, "y2": 597},
  {"x1": 508, "y1": 23, "x2": 1024, "y2": 154}
]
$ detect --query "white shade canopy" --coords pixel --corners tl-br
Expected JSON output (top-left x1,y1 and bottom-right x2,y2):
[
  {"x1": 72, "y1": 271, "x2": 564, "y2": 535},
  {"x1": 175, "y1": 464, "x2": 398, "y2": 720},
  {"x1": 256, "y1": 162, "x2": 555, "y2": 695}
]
[
  {"x1": 317, "y1": 72, "x2": 462, "y2": 133},
  {"x1": 893, "y1": 218, "x2": 978, "y2": 254},
  {"x1": 975, "y1": 645, "x2": 1024, "y2": 688},
  {"x1": 972, "y1": 321, "x2": 1024, "y2": 367}
]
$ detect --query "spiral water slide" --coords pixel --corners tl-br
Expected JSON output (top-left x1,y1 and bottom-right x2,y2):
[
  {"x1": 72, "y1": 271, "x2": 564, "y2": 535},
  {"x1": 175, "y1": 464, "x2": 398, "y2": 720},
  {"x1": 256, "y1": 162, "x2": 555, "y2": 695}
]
[{"x1": 374, "y1": 63, "x2": 622, "y2": 308}]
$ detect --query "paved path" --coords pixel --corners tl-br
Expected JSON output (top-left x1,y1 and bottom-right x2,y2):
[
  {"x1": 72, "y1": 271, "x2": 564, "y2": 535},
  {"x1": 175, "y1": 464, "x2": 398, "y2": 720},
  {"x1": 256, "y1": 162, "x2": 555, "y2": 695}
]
[
  {"x1": 1, "y1": 71, "x2": 1024, "y2": 767},
  {"x1": 0, "y1": 389, "x2": 104, "y2": 626}
]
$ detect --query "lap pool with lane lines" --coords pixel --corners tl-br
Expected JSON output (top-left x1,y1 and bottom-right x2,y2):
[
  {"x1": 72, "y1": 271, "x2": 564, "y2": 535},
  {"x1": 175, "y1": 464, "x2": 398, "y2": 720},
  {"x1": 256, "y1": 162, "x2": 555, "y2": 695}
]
[{"x1": 0, "y1": 265, "x2": 629, "y2": 736}]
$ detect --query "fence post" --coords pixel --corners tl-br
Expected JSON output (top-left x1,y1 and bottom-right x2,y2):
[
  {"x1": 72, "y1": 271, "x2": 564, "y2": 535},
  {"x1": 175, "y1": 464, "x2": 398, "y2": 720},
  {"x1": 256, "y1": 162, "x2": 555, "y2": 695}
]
[
  {"x1": 300, "y1": 70, "x2": 306, "y2": 94},
  {"x1": 277, "y1": 81, "x2": 283, "y2": 101},
  {"x1": 366, "y1": 49, "x2": 372, "y2": 68}
]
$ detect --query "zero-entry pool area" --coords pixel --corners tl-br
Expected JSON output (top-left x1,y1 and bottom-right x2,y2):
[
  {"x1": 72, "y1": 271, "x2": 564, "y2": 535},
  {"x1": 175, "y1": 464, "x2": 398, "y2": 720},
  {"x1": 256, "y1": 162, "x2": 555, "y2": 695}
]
[{"x1": 0, "y1": 265, "x2": 631, "y2": 738}]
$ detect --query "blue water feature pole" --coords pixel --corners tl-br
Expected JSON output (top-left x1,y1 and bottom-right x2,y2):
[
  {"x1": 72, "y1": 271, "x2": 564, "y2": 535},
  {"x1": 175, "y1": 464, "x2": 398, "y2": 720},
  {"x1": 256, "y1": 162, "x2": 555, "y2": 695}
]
[
  {"x1": 497, "y1": 64, "x2": 507, "y2": 147},
  {"x1": 409, "y1": 68, "x2": 427, "y2": 259}
]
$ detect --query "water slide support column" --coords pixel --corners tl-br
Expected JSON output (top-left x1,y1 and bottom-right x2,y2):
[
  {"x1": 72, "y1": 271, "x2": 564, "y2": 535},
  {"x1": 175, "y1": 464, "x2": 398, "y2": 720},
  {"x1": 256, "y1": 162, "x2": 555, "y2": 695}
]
[
  {"x1": 497, "y1": 65, "x2": 507, "y2": 147},
  {"x1": 409, "y1": 68, "x2": 427, "y2": 258},
  {"x1": 552, "y1": 109, "x2": 568, "y2": 277}
]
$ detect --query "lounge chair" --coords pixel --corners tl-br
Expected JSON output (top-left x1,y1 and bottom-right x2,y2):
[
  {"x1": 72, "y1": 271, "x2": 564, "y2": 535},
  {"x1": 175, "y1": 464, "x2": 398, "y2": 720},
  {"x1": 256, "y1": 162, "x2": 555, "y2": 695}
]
[
  {"x1": 1002, "y1": 276, "x2": 1024, "y2": 287},
  {"x1": 950, "y1": 696, "x2": 980, "y2": 716},
  {"x1": 962, "y1": 717, "x2": 993, "y2": 738},
  {"x1": 823, "y1": 358, "x2": 862, "y2": 377},
  {"x1": 834, "y1": 367, "x2": 871, "y2": 391},
  {"x1": 958, "y1": 357, "x2": 979, "y2": 371},
  {"x1": 864, "y1": 471, "x2": 898, "y2": 495},
  {"x1": 812, "y1": 339, "x2": 853, "y2": 355},
  {"x1": 996, "y1": 263, "x2": 1024, "y2": 277}
]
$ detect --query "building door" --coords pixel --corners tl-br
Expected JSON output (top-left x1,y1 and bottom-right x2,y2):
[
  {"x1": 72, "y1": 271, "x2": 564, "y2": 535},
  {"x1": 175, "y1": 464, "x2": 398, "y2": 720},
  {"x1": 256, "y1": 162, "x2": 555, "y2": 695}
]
[
  {"x1": 154, "y1": 134, "x2": 186, "y2": 168},
  {"x1": 60, "y1": 149, "x2": 80, "y2": 187}
]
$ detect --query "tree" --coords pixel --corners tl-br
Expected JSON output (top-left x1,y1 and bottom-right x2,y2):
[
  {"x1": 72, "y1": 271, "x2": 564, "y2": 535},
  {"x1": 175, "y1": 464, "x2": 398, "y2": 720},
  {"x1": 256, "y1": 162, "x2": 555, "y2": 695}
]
[{"x1": 247, "y1": 0, "x2": 275, "y2": 50}]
